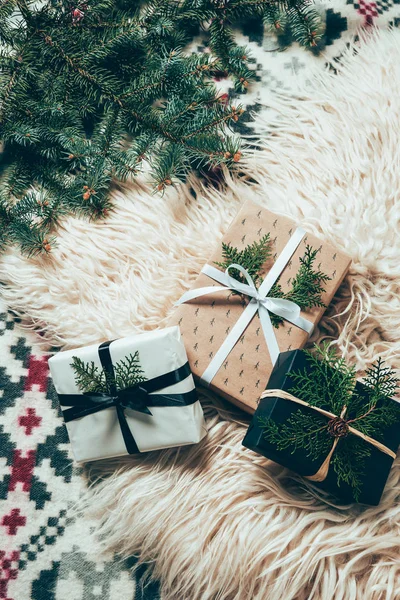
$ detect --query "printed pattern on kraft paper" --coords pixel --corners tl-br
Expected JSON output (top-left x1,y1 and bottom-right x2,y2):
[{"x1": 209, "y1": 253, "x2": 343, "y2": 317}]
[{"x1": 172, "y1": 202, "x2": 351, "y2": 413}]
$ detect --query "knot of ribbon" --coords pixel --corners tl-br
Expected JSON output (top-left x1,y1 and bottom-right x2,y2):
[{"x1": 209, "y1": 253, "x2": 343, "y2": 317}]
[
  {"x1": 72, "y1": 384, "x2": 152, "y2": 420},
  {"x1": 176, "y1": 227, "x2": 314, "y2": 387},
  {"x1": 58, "y1": 341, "x2": 198, "y2": 455},
  {"x1": 224, "y1": 263, "x2": 304, "y2": 324},
  {"x1": 116, "y1": 385, "x2": 151, "y2": 414}
]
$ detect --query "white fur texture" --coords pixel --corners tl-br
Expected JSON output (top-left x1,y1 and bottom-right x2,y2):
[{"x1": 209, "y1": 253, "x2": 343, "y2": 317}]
[{"x1": 2, "y1": 29, "x2": 400, "y2": 600}]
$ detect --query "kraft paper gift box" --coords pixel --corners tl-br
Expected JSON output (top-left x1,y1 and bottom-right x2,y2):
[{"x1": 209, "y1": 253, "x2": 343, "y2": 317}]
[
  {"x1": 242, "y1": 350, "x2": 400, "y2": 505},
  {"x1": 170, "y1": 200, "x2": 351, "y2": 414},
  {"x1": 49, "y1": 327, "x2": 207, "y2": 462}
]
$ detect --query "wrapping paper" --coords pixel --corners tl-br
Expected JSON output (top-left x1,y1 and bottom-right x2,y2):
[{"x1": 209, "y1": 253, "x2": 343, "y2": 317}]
[
  {"x1": 49, "y1": 326, "x2": 206, "y2": 462},
  {"x1": 170, "y1": 201, "x2": 351, "y2": 413},
  {"x1": 243, "y1": 350, "x2": 400, "y2": 505}
]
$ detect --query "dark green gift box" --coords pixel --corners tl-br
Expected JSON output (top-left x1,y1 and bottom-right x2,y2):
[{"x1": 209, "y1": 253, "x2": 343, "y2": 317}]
[{"x1": 242, "y1": 350, "x2": 400, "y2": 505}]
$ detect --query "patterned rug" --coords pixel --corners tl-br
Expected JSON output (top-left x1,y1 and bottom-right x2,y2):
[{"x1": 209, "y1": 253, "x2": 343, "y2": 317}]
[
  {"x1": 0, "y1": 302, "x2": 160, "y2": 600},
  {"x1": 2, "y1": 2, "x2": 400, "y2": 598}
]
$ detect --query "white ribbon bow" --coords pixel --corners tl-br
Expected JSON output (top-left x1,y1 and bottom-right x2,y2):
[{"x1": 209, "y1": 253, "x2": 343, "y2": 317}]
[{"x1": 176, "y1": 227, "x2": 314, "y2": 387}]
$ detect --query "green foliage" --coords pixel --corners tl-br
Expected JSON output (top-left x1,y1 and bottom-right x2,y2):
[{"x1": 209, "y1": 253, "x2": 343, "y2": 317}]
[
  {"x1": 258, "y1": 410, "x2": 332, "y2": 458},
  {"x1": 348, "y1": 359, "x2": 400, "y2": 441},
  {"x1": 287, "y1": 4, "x2": 323, "y2": 48},
  {"x1": 331, "y1": 435, "x2": 371, "y2": 500},
  {"x1": 72, "y1": 350, "x2": 146, "y2": 394},
  {"x1": 269, "y1": 244, "x2": 331, "y2": 326},
  {"x1": 0, "y1": 0, "x2": 322, "y2": 257},
  {"x1": 71, "y1": 356, "x2": 107, "y2": 393},
  {"x1": 286, "y1": 245, "x2": 331, "y2": 309},
  {"x1": 113, "y1": 351, "x2": 146, "y2": 390},
  {"x1": 289, "y1": 344, "x2": 356, "y2": 415},
  {"x1": 215, "y1": 233, "x2": 271, "y2": 286},
  {"x1": 215, "y1": 236, "x2": 330, "y2": 327},
  {"x1": 259, "y1": 344, "x2": 400, "y2": 500},
  {"x1": 364, "y1": 358, "x2": 400, "y2": 402}
]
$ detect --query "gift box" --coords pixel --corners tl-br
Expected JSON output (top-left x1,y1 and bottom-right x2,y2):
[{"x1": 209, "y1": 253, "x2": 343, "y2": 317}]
[
  {"x1": 49, "y1": 327, "x2": 207, "y2": 462},
  {"x1": 242, "y1": 349, "x2": 400, "y2": 505},
  {"x1": 171, "y1": 200, "x2": 351, "y2": 413}
]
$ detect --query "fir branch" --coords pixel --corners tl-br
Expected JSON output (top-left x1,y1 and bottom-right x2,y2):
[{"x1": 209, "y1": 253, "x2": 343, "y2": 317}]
[
  {"x1": 287, "y1": 5, "x2": 323, "y2": 48},
  {"x1": 0, "y1": 0, "x2": 321, "y2": 256}
]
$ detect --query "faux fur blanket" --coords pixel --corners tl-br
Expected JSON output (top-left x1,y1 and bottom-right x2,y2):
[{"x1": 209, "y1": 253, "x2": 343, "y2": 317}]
[{"x1": 1, "y1": 28, "x2": 400, "y2": 600}]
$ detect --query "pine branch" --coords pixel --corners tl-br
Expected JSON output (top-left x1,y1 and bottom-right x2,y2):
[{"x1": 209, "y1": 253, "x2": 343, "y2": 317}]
[{"x1": 287, "y1": 5, "x2": 323, "y2": 48}]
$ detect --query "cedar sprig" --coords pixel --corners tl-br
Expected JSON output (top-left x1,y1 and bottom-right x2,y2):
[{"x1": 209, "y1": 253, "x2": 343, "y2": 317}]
[
  {"x1": 330, "y1": 436, "x2": 371, "y2": 501},
  {"x1": 258, "y1": 411, "x2": 332, "y2": 459},
  {"x1": 269, "y1": 245, "x2": 331, "y2": 326},
  {"x1": 364, "y1": 358, "x2": 400, "y2": 403},
  {"x1": 215, "y1": 236, "x2": 331, "y2": 327},
  {"x1": 348, "y1": 359, "x2": 400, "y2": 441},
  {"x1": 114, "y1": 351, "x2": 147, "y2": 390},
  {"x1": 72, "y1": 350, "x2": 147, "y2": 394},
  {"x1": 214, "y1": 233, "x2": 271, "y2": 287},
  {"x1": 288, "y1": 344, "x2": 356, "y2": 415},
  {"x1": 259, "y1": 344, "x2": 400, "y2": 500},
  {"x1": 287, "y1": 245, "x2": 331, "y2": 309},
  {"x1": 71, "y1": 356, "x2": 107, "y2": 393}
]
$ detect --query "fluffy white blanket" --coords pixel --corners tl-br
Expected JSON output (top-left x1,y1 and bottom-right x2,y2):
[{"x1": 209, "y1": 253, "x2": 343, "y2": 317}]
[{"x1": 1, "y1": 29, "x2": 400, "y2": 600}]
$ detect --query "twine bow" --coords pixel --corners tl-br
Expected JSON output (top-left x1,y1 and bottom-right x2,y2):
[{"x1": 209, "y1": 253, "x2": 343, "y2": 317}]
[
  {"x1": 260, "y1": 389, "x2": 396, "y2": 482},
  {"x1": 176, "y1": 227, "x2": 314, "y2": 387}
]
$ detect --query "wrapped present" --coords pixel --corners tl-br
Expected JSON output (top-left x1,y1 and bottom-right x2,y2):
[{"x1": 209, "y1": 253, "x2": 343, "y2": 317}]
[
  {"x1": 49, "y1": 327, "x2": 207, "y2": 462},
  {"x1": 171, "y1": 200, "x2": 351, "y2": 413},
  {"x1": 243, "y1": 347, "x2": 400, "y2": 504}
]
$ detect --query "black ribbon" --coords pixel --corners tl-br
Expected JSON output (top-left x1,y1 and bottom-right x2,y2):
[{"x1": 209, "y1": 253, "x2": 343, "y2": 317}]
[{"x1": 58, "y1": 341, "x2": 198, "y2": 454}]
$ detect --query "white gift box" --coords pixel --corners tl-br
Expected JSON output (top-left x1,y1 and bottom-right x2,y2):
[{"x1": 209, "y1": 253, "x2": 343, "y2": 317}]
[{"x1": 49, "y1": 326, "x2": 207, "y2": 462}]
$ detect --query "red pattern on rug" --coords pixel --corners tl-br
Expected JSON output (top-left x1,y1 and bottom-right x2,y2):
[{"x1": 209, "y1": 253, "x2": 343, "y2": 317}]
[{"x1": 0, "y1": 352, "x2": 49, "y2": 600}]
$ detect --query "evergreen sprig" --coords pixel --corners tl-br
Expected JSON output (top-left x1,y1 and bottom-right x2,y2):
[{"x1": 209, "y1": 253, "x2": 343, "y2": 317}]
[
  {"x1": 215, "y1": 236, "x2": 331, "y2": 326},
  {"x1": 214, "y1": 233, "x2": 272, "y2": 287},
  {"x1": 71, "y1": 350, "x2": 146, "y2": 394},
  {"x1": 0, "y1": 0, "x2": 322, "y2": 257},
  {"x1": 71, "y1": 356, "x2": 107, "y2": 393},
  {"x1": 258, "y1": 344, "x2": 400, "y2": 500},
  {"x1": 113, "y1": 351, "x2": 147, "y2": 391}
]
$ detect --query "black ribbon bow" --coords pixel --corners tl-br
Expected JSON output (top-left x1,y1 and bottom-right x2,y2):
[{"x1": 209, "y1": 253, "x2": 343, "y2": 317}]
[{"x1": 58, "y1": 341, "x2": 198, "y2": 454}]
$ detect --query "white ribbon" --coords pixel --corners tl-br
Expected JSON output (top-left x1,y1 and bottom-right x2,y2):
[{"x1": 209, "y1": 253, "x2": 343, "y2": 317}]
[{"x1": 176, "y1": 227, "x2": 314, "y2": 386}]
